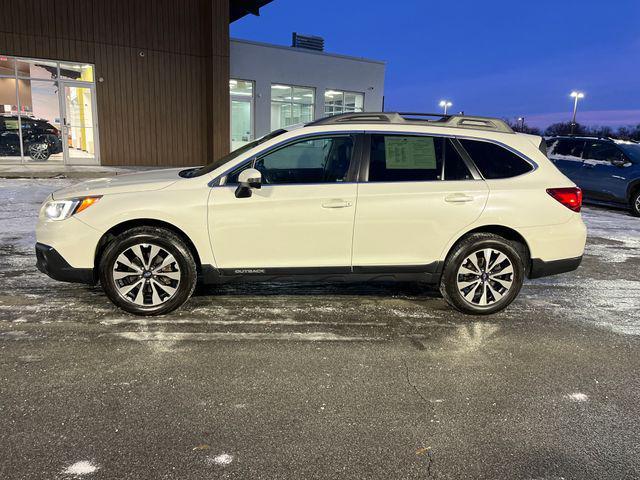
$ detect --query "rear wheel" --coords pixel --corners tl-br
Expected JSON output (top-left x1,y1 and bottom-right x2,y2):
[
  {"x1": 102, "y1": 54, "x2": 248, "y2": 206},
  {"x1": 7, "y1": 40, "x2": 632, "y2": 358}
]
[
  {"x1": 28, "y1": 143, "x2": 51, "y2": 161},
  {"x1": 630, "y1": 190, "x2": 640, "y2": 217},
  {"x1": 99, "y1": 227, "x2": 197, "y2": 315},
  {"x1": 440, "y1": 233, "x2": 525, "y2": 315}
]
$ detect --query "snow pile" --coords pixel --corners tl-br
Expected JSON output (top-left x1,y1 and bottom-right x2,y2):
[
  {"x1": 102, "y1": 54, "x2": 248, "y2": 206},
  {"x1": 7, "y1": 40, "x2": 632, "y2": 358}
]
[
  {"x1": 63, "y1": 460, "x2": 99, "y2": 475},
  {"x1": 206, "y1": 453, "x2": 234, "y2": 466},
  {"x1": 565, "y1": 392, "x2": 589, "y2": 402}
]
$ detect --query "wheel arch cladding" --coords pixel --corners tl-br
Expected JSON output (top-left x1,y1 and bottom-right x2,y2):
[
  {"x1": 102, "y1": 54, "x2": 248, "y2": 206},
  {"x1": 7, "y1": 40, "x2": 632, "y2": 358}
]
[
  {"x1": 94, "y1": 219, "x2": 202, "y2": 274},
  {"x1": 446, "y1": 225, "x2": 531, "y2": 269}
]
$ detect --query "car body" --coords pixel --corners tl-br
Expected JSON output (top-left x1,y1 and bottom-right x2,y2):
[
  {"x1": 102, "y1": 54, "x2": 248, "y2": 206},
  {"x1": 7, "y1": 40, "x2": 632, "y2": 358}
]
[
  {"x1": 546, "y1": 135, "x2": 640, "y2": 216},
  {"x1": 36, "y1": 112, "x2": 587, "y2": 315},
  {"x1": 0, "y1": 114, "x2": 63, "y2": 161}
]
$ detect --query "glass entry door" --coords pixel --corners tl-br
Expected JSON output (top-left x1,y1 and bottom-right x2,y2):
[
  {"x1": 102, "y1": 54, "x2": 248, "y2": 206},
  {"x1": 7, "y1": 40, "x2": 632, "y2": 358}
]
[
  {"x1": 61, "y1": 82, "x2": 99, "y2": 164},
  {"x1": 231, "y1": 98, "x2": 253, "y2": 151}
]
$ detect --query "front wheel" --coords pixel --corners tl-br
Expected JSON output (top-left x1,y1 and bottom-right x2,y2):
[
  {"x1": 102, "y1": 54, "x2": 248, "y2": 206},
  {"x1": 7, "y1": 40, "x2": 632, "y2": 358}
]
[
  {"x1": 99, "y1": 227, "x2": 197, "y2": 315},
  {"x1": 630, "y1": 190, "x2": 640, "y2": 217},
  {"x1": 440, "y1": 233, "x2": 525, "y2": 315}
]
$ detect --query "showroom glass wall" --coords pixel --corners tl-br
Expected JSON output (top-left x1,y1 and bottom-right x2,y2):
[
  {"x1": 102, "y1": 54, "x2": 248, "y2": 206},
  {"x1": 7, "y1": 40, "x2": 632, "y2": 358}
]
[
  {"x1": 324, "y1": 90, "x2": 364, "y2": 116},
  {"x1": 0, "y1": 55, "x2": 99, "y2": 164},
  {"x1": 271, "y1": 84, "x2": 314, "y2": 130},
  {"x1": 230, "y1": 79, "x2": 254, "y2": 150}
]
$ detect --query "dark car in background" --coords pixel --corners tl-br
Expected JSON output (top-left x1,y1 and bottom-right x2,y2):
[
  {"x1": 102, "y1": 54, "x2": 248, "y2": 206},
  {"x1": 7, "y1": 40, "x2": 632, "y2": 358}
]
[
  {"x1": 0, "y1": 115, "x2": 63, "y2": 161},
  {"x1": 546, "y1": 136, "x2": 640, "y2": 216}
]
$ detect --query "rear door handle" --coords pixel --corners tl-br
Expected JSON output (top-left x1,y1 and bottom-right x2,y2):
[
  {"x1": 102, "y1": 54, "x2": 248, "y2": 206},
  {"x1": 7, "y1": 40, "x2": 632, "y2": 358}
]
[
  {"x1": 445, "y1": 194, "x2": 474, "y2": 203},
  {"x1": 321, "y1": 199, "x2": 353, "y2": 209}
]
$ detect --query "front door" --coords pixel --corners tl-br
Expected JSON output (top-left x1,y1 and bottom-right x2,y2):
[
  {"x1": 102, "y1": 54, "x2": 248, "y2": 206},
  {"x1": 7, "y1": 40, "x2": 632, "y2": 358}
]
[
  {"x1": 352, "y1": 134, "x2": 489, "y2": 267},
  {"x1": 208, "y1": 134, "x2": 360, "y2": 270},
  {"x1": 61, "y1": 82, "x2": 99, "y2": 165}
]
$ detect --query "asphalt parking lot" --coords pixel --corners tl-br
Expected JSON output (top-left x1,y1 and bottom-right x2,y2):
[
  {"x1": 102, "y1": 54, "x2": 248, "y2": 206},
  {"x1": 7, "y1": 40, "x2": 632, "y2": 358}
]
[{"x1": 1, "y1": 179, "x2": 639, "y2": 479}]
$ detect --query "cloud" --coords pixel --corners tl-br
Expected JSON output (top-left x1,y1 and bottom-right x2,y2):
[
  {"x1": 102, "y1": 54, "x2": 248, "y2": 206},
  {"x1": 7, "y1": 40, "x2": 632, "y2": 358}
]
[{"x1": 526, "y1": 110, "x2": 640, "y2": 129}]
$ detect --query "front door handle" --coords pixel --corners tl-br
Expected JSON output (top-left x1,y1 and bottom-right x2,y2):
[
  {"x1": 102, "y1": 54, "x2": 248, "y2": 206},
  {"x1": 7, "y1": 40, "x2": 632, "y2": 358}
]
[
  {"x1": 445, "y1": 193, "x2": 474, "y2": 203},
  {"x1": 321, "y1": 199, "x2": 353, "y2": 209}
]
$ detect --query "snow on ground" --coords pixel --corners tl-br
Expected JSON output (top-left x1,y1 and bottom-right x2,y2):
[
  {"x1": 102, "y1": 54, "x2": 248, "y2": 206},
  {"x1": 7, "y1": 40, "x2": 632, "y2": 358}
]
[
  {"x1": 62, "y1": 460, "x2": 99, "y2": 475},
  {"x1": 0, "y1": 178, "x2": 638, "y2": 337}
]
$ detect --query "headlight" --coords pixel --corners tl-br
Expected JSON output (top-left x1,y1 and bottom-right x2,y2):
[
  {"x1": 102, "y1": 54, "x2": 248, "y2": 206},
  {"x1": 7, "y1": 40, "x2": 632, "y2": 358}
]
[{"x1": 43, "y1": 196, "x2": 101, "y2": 221}]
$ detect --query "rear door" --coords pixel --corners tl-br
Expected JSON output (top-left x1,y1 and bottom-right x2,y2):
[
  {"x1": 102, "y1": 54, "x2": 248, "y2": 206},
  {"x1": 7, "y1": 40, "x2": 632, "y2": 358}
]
[
  {"x1": 580, "y1": 141, "x2": 629, "y2": 202},
  {"x1": 351, "y1": 133, "x2": 488, "y2": 269},
  {"x1": 547, "y1": 138, "x2": 586, "y2": 183}
]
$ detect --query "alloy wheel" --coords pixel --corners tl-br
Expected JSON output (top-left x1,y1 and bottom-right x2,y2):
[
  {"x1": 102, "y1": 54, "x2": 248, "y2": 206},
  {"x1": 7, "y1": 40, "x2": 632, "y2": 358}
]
[
  {"x1": 112, "y1": 243, "x2": 181, "y2": 307},
  {"x1": 28, "y1": 143, "x2": 50, "y2": 161},
  {"x1": 456, "y1": 248, "x2": 514, "y2": 307}
]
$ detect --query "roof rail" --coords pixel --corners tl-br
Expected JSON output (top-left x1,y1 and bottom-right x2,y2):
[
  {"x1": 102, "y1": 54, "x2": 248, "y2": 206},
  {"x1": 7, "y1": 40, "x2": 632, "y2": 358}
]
[{"x1": 306, "y1": 112, "x2": 514, "y2": 134}]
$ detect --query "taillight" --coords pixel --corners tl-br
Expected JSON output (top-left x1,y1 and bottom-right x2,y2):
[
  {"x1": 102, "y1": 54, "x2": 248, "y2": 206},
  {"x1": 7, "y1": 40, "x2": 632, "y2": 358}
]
[{"x1": 546, "y1": 187, "x2": 582, "y2": 212}]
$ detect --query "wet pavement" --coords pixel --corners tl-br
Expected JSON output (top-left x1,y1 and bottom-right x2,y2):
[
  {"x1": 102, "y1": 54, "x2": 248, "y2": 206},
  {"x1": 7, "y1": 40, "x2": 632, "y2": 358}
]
[{"x1": 1, "y1": 179, "x2": 639, "y2": 479}]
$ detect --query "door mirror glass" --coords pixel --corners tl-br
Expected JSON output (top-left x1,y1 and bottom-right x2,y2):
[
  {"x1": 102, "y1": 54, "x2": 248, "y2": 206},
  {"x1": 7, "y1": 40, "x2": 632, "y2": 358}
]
[
  {"x1": 235, "y1": 168, "x2": 261, "y2": 198},
  {"x1": 611, "y1": 156, "x2": 627, "y2": 167}
]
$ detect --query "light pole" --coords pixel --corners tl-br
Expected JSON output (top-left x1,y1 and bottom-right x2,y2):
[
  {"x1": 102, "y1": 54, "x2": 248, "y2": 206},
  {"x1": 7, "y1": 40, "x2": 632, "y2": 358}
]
[
  {"x1": 570, "y1": 91, "x2": 584, "y2": 134},
  {"x1": 439, "y1": 100, "x2": 452, "y2": 115},
  {"x1": 517, "y1": 117, "x2": 525, "y2": 132}
]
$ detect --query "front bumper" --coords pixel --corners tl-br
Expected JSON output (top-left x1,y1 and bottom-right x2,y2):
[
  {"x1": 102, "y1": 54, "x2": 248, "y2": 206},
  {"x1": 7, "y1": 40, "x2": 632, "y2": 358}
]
[
  {"x1": 529, "y1": 255, "x2": 583, "y2": 279},
  {"x1": 35, "y1": 243, "x2": 96, "y2": 284}
]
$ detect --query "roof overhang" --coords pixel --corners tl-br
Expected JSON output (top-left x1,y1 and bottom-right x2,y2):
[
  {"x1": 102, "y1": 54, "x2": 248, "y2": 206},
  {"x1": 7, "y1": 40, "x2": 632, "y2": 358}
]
[{"x1": 230, "y1": 0, "x2": 273, "y2": 22}]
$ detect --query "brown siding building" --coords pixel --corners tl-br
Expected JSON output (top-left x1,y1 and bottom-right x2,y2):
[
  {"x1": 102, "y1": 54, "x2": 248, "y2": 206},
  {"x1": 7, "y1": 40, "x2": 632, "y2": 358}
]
[{"x1": 0, "y1": 0, "x2": 271, "y2": 167}]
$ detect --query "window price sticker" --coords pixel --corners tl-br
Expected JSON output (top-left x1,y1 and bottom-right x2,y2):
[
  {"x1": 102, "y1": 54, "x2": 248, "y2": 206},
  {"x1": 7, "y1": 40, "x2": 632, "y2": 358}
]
[{"x1": 385, "y1": 136, "x2": 437, "y2": 169}]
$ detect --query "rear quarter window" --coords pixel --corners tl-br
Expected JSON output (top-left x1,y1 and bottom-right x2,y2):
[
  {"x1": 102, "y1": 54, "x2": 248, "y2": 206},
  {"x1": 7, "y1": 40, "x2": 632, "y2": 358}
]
[{"x1": 459, "y1": 139, "x2": 533, "y2": 179}]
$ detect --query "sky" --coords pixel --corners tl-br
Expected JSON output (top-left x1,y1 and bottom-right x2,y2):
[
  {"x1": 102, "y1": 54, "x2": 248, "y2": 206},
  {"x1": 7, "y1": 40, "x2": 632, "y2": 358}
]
[{"x1": 231, "y1": 0, "x2": 640, "y2": 129}]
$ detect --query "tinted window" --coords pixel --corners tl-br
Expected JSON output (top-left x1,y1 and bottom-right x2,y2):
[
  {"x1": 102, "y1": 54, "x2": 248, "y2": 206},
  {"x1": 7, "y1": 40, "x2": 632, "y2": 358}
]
[
  {"x1": 254, "y1": 136, "x2": 353, "y2": 185},
  {"x1": 585, "y1": 142, "x2": 622, "y2": 162},
  {"x1": 443, "y1": 141, "x2": 473, "y2": 181},
  {"x1": 460, "y1": 139, "x2": 533, "y2": 179},
  {"x1": 551, "y1": 139, "x2": 585, "y2": 158},
  {"x1": 369, "y1": 135, "x2": 470, "y2": 182}
]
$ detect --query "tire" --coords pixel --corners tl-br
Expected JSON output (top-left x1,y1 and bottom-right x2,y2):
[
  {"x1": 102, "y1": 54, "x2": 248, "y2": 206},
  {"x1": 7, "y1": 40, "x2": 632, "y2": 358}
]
[
  {"x1": 99, "y1": 226, "x2": 197, "y2": 315},
  {"x1": 28, "y1": 143, "x2": 51, "y2": 161},
  {"x1": 440, "y1": 233, "x2": 525, "y2": 315},
  {"x1": 630, "y1": 190, "x2": 640, "y2": 217}
]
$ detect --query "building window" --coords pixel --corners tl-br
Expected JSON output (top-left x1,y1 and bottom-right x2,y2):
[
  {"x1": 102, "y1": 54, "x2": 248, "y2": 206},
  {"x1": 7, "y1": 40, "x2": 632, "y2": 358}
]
[
  {"x1": 271, "y1": 84, "x2": 314, "y2": 130},
  {"x1": 230, "y1": 79, "x2": 254, "y2": 151},
  {"x1": 324, "y1": 90, "x2": 364, "y2": 116},
  {"x1": 0, "y1": 55, "x2": 98, "y2": 165}
]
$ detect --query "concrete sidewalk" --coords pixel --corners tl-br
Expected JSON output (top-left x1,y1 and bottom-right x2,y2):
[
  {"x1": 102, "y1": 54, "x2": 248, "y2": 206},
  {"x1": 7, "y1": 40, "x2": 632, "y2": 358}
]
[{"x1": 0, "y1": 163, "x2": 158, "y2": 179}]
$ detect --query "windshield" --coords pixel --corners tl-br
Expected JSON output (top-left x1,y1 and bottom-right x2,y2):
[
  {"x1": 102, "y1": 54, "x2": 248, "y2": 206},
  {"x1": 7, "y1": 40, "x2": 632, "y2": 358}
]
[
  {"x1": 620, "y1": 143, "x2": 640, "y2": 162},
  {"x1": 185, "y1": 129, "x2": 287, "y2": 177}
]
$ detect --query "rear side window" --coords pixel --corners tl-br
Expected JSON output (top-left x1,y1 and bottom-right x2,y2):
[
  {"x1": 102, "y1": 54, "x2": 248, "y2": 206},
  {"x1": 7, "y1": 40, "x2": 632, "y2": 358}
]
[
  {"x1": 368, "y1": 135, "x2": 472, "y2": 182},
  {"x1": 551, "y1": 139, "x2": 585, "y2": 159},
  {"x1": 459, "y1": 139, "x2": 533, "y2": 179}
]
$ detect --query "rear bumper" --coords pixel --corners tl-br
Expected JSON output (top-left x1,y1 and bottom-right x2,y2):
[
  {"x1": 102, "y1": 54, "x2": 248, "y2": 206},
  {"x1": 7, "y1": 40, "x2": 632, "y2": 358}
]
[
  {"x1": 529, "y1": 256, "x2": 582, "y2": 279},
  {"x1": 35, "y1": 243, "x2": 96, "y2": 284}
]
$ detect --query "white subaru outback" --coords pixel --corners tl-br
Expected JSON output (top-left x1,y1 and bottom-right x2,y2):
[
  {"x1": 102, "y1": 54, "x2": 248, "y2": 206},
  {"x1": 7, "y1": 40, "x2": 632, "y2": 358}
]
[{"x1": 36, "y1": 113, "x2": 586, "y2": 316}]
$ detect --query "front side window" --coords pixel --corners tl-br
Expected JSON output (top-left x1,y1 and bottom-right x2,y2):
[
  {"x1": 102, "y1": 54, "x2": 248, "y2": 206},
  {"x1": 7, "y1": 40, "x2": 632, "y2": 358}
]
[
  {"x1": 459, "y1": 139, "x2": 533, "y2": 179},
  {"x1": 585, "y1": 142, "x2": 623, "y2": 162},
  {"x1": 368, "y1": 135, "x2": 471, "y2": 182},
  {"x1": 255, "y1": 136, "x2": 354, "y2": 185},
  {"x1": 271, "y1": 84, "x2": 314, "y2": 129},
  {"x1": 324, "y1": 90, "x2": 364, "y2": 116}
]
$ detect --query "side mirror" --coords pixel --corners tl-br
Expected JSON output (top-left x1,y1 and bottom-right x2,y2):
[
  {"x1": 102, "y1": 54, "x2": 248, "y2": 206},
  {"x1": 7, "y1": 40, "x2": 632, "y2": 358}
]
[
  {"x1": 611, "y1": 156, "x2": 627, "y2": 168},
  {"x1": 235, "y1": 168, "x2": 262, "y2": 198}
]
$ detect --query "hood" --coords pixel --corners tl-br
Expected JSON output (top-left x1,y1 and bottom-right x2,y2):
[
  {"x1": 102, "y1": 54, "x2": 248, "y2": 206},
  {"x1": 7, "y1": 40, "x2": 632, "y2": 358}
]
[{"x1": 52, "y1": 168, "x2": 184, "y2": 199}]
